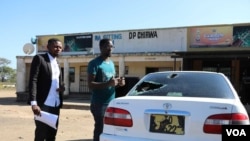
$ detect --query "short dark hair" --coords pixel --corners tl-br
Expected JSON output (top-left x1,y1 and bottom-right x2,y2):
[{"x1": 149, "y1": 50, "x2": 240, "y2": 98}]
[
  {"x1": 48, "y1": 38, "x2": 61, "y2": 45},
  {"x1": 99, "y1": 38, "x2": 111, "y2": 47}
]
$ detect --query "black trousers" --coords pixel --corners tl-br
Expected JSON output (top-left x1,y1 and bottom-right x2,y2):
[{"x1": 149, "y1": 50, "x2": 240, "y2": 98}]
[
  {"x1": 90, "y1": 103, "x2": 108, "y2": 141},
  {"x1": 34, "y1": 105, "x2": 60, "y2": 141}
]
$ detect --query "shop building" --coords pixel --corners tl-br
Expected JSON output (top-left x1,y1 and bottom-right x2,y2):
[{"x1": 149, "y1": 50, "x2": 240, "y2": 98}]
[
  {"x1": 16, "y1": 28, "x2": 184, "y2": 100},
  {"x1": 172, "y1": 23, "x2": 250, "y2": 104},
  {"x1": 16, "y1": 23, "x2": 250, "y2": 104}
]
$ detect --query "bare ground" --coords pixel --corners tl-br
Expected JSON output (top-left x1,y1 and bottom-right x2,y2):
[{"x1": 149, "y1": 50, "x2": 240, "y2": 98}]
[{"x1": 0, "y1": 89, "x2": 94, "y2": 141}]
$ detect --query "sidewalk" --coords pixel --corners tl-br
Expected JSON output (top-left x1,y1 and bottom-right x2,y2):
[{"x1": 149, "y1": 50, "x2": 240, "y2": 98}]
[
  {"x1": 63, "y1": 98, "x2": 90, "y2": 110},
  {"x1": 62, "y1": 93, "x2": 91, "y2": 110}
]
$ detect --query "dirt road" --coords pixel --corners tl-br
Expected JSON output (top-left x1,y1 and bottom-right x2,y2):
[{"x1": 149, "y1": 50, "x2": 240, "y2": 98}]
[{"x1": 0, "y1": 89, "x2": 94, "y2": 141}]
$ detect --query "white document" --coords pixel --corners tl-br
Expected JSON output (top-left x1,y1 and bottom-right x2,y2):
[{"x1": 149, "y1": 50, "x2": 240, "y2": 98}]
[{"x1": 34, "y1": 111, "x2": 58, "y2": 129}]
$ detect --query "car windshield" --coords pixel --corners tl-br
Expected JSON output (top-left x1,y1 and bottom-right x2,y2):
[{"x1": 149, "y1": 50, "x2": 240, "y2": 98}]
[{"x1": 128, "y1": 72, "x2": 235, "y2": 98}]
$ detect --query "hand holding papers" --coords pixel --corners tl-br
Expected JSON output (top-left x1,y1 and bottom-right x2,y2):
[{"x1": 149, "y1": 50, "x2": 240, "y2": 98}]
[{"x1": 34, "y1": 111, "x2": 58, "y2": 129}]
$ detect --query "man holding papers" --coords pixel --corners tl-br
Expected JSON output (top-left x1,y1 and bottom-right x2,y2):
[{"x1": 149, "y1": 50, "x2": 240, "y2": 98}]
[{"x1": 28, "y1": 38, "x2": 65, "y2": 141}]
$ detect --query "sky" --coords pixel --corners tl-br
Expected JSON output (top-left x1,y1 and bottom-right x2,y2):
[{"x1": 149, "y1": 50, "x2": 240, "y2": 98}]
[{"x1": 1, "y1": 0, "x2": 250, "y2": 69}]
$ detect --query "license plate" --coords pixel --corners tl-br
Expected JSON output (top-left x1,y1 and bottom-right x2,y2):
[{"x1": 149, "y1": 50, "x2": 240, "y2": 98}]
[{"x1": 149, "y1": 114, "x2": 185, "y2": 135}]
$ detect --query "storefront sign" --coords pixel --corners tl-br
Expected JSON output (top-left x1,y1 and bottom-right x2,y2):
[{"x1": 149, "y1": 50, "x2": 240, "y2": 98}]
[{"x1": 189, "y1": 26, "x2": 233, "y2": 48}]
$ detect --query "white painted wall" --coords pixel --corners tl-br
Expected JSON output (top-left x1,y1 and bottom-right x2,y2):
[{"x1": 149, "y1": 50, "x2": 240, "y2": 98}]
[{"x1": 92, "y1": 28, "x2": 187, "y2": 54}]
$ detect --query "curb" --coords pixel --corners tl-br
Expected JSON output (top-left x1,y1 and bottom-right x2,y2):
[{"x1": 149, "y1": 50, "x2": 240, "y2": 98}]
[
  {"x1": 62, "y1": 102, "x2": 90, "y2": 110},
  {"x1": 62, "y1": 99, "x2": 90, "y2": 110}
]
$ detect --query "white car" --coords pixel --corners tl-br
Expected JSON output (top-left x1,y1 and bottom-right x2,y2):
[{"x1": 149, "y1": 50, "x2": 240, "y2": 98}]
[{"x1": 100, "y1": 71, "x2": 249, "y2": 141}]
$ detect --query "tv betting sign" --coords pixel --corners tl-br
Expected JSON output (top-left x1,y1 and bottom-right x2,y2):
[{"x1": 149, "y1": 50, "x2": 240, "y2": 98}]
[{"x1": 222, "y1": 125, "x2": 250, "y2": 140}]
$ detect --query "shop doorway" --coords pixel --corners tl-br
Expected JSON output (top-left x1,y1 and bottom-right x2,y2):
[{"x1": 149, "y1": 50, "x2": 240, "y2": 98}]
[
  {"x1": 239, "y1": 59, "x2": 250, "y2": 104},
  {"x1": 202, "y1": 61, "x2": 231, "y2": 80},
  {"x1": 79, "y1": 66, "x2": 89, "y2": 93}
]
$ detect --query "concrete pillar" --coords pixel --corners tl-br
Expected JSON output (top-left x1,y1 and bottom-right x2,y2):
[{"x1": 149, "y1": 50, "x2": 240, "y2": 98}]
[
  {"x1": 118, "y1": 55, "x2": 125, "y2": 77},
  {"x1": 16, "y1": 58, "x2": 26, "y2": 92},
  {"x1": 63, "y1": 59, "x2": 69, "y2": 96}
]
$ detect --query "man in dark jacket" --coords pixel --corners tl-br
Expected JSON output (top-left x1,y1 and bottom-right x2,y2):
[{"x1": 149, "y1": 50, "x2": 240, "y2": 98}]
[{"x1": 28, "y1": 38, "x2": 65, "y2": 141}]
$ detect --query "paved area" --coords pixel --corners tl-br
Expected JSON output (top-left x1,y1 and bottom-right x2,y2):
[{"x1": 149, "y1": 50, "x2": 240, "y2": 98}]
[{"x1": 0, "y1": 89, "x2": 93, "y2": 141}]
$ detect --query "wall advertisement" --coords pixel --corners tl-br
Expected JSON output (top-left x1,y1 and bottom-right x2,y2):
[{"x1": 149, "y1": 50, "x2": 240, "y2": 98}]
[
  {"x1": 189, "y1": 26, "x2": 233, "y2": 48},
  {"x1": 64, "y1": 34, "x2": 92, "y2": 52},
  {"x1": 37, "y1": 35, "x2": 64, "y2": 52},
  {"x1": 37, "y1": 34, "x2": 92, "y2": 53},
  {"x1": 189, "y1": 25, "x2": 250, "y2": 48},
  {"x1": 233, "y1": 26, "x2": 250, "y2": 47}
]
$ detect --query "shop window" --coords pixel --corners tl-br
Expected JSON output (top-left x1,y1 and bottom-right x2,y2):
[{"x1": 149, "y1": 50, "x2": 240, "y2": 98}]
[
  {"x1": 69, "y1": 67, "x2": 75, "y2": 82},
  {"x1": 114, "y1": 66, "x2": 128, "y2": 76},
  {"x1": 125, "y1": 66, "x2": 128, "y2": 75},
  {"x1": 146, "y1": 67, "x2": 159, "y2": 75},
  {"x1": 115, "y1": 66, "x2": 118, "y2": 76}
]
